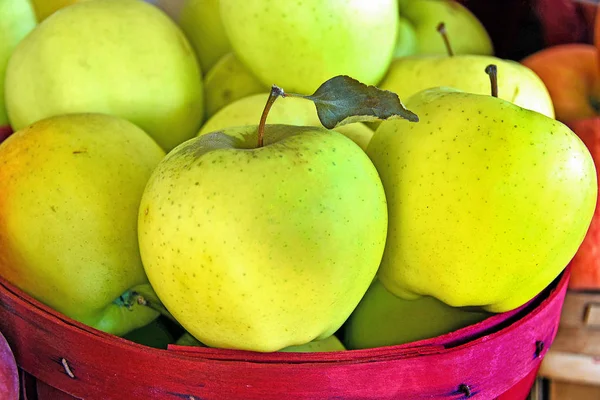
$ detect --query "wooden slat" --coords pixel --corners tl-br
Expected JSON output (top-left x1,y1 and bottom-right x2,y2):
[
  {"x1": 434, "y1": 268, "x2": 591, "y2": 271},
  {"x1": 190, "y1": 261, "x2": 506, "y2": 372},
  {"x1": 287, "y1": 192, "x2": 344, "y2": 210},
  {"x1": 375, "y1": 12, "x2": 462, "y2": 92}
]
[
  {"x1": 549, "y1": 380, "x2": 600, "y2": 400},
  {"x1": 552, "y1": 327, "x2": 600, "y2": 356},
  {"x1": 558, "y1": 291, "x2": 600, "y2": 327},
  {"x1": 584, "y1": 303, "x2": 600, "y2": 327},
  {"x1": 539, "y1": 351, "x2": 600, "y2": 385}
]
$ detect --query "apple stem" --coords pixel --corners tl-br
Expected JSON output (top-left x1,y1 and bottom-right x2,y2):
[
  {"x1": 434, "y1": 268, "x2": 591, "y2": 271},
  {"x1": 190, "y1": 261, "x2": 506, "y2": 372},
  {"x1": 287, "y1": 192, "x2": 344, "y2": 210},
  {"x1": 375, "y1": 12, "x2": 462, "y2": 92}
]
[
  {"x1": 257, "y1": 84, "x2": 286, "y2": 148},
  {"x1": 436, "y1": 23, "x2": 454, "y2": 57},
  {"x1": 131, "y1": 291, "x2": 182, "y2": 327},
  {"x1": 485, "y1": 64, "x2": 499, "y2": 98}
]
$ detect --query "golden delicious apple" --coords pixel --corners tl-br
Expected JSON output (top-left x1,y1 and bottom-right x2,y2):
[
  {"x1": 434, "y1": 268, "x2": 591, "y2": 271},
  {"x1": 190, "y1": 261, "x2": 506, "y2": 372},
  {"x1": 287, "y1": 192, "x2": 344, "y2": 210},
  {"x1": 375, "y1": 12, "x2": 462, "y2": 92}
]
[
  {"x1": 367, "y1": 87, "x2": 596, "y2": 312},
  {"x1": 0, "y1": 113, "x2": 165, "y2": 335},
  {"x1": 178, "y1": 0, "x2": 231, "y2": 73},
  {"x1": 344, "y1": 279, "x2": 490, "y2": 349},
  {"x1": 220, "y1": 0, "x2": 398, "y2": 93},
  {"x1": 0, "y1": 0, "x2": 36, "y2": 126},
  {"x1": 203, "y1": 53, "x2": 266, "y2": 118},
  {"x1": 29, "y1": 0, "x2": 82, "y2": 21},
  {"x1": 379, "y1": 55, "x2": 555, "y2": 118},
  {"x1": 396, "y1": 0, "x2": 493, "y2": 57},
  {"x1": 280, "y1": 335, "x2": 345, "y2": 352},
  {"x1": 139, "y1": 125, "x2": 387, "y2": 351},
  {"x1": 199, "y1": 93, "x2": 374, "y2": 151},
  {"x1": 5, "y1": 0, "x2": 203, "y2": 151}
]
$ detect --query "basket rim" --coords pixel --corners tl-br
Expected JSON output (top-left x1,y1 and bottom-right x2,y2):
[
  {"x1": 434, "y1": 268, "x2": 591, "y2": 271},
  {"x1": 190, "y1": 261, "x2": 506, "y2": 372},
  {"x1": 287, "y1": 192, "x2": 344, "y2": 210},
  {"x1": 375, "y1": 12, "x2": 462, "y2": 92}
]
[{"x1": 0, "y1": 265, "x2": 570, "y2": 364}]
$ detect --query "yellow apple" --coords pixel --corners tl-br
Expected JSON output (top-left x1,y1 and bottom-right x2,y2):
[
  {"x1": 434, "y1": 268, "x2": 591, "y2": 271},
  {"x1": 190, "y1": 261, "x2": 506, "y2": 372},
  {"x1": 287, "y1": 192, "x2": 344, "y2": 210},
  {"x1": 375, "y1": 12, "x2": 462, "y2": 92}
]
[
  {"x1": 5, "y1": 0, "x2": 203, "y2": 151},
  {"x1": 199, "y1": 93, "x2": 374, "y2": 151},
  {"x1": 139, "y1": 124, "x2": 387, "y2": 351},
  {"x1": 0, "y1": 0, "x2": 36, "y2": 126},
  {"x1": 0, "y1": 113, "x2": 166, "y2": 335}
]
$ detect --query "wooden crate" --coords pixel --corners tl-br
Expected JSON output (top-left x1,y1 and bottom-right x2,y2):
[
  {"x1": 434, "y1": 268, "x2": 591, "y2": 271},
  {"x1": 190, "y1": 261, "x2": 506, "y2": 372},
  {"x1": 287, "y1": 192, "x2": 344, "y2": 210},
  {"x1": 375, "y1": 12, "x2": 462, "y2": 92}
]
[
  {"x1": 538, "y1": 290, "x2": 600, "y2": 399},
  {"x1": 550, "y1": 290, "x2": 600, "y2": 356}
]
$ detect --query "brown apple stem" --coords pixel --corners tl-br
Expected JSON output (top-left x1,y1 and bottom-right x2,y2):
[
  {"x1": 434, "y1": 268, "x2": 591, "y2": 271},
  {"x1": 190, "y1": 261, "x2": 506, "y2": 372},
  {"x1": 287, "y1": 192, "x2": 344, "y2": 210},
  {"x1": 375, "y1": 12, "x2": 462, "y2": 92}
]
[
  {"x1": 485, "y1": 64, "x2": 499, "y2": 98},
  {"x1": 436, "y1": 22, "x2": 454, "y2": 57},
  {"x1": 257, "y1": 84, "x2": 286, "y2": 148},
  {"x1": 131, "y1": 291, "x2": 182, "y2": 327}
]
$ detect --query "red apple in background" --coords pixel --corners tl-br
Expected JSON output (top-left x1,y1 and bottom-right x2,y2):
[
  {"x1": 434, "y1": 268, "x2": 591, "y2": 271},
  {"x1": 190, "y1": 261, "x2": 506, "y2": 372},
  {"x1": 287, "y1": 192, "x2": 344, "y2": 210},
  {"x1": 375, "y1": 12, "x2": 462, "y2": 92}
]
[
  {"x1": 521, "y1": 44, "x2": 600, "y2": 124},
  {"x1": 0, "y1": 126, "x2": 12, "y2": 145},
  {"x1": 457, "y1": 0, "x2": 595, "y2": 60},
  {"x1": 566, "y1": 117, "x2": 600, "y2": 290},
  {"x1": 0, "y1": 330, "x2": 18, "y2": 400}
]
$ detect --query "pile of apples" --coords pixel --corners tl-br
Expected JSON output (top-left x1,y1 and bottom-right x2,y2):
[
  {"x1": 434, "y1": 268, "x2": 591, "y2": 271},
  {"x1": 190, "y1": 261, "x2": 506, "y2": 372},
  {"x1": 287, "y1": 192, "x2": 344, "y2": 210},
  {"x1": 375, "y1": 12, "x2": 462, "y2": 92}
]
[{"x1": 0, "y1": 0, "x2": 597, "y2": 355}]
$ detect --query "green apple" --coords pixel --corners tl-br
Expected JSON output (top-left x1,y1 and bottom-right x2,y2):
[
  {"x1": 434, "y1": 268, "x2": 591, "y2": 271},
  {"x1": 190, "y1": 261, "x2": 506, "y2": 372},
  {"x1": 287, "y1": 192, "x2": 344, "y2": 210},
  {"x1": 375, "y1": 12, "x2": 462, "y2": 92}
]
[
  {"x1": 0, "y1": 0, "x2": 37, "y2": 126},
  {"x1": 280, "y1": 335, "x2": 345, "y2": 353},
  {"x1": 29, "y1": 0, "x2": 82, "y2": 21},
  {"x1": 396, "y1": 0, "x2": 493, "y2": 57},
  {"x1": 0, "y1": 113, "x2": 166, "y2": 335},
  {"x1": 123, "y1": 317, "x2": 175, "y2": 349},
  {"x1": 199, "y1": 93, "x2": 374, "y2": 151},
  {"x1": 366, "y1": 87, "x2": 597, "y2": 313},
  {"x1": 5, "y1": 0, "x2": 203, "y2": 151},
  {"x1": 344, "y1": 279, "x2": 490, "y2": 349},
  {"x1": 220, "y1": 0, "x2": 398, "y2": 93},
  {"x1": 204, "y1": 52, "x2": 266, "y2": 118},
  {"x1": 379, "y1": 55, "x2": 555, "y2": 118},
  {"x1": 176, "y1": 331, "x2": 345, "y2": 352},
  {"x1": 178, "y1": 0, "x2": 231, "y2": 74},
  {"x1": 138, "y1": 124, "x2": 388, "y2": 352},
  {"x1": 394, "y1": 16, "x2": 419, "y2": 58},
  {"x1": 175, "y1": 332, "x2": 206, "y2": 346}
]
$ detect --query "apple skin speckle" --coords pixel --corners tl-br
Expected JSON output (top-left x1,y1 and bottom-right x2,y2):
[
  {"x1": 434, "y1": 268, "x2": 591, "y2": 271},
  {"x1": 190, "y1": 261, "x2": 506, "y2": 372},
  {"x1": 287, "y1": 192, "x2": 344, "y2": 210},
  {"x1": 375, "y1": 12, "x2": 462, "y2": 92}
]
[
  {"x1": 366, "y1": 89, "x2": 597, "y2": 312},
  {"x1": 138, "y1": 124, "x2": 388, "y2": 352}
]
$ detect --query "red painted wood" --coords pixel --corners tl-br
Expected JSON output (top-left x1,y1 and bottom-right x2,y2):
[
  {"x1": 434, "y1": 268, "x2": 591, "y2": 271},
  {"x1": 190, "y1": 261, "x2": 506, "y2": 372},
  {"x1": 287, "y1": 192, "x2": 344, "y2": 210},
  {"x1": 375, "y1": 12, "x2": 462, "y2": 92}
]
[
  {"x1": 0, "y1": 267, "x2": 569, "y2": 399},
  {"x1": 0, "y1": 330, "x2": 18, "y2": 400},
  {"x1": 497, "y1": 364, "x2": 541, "y2": 400}
]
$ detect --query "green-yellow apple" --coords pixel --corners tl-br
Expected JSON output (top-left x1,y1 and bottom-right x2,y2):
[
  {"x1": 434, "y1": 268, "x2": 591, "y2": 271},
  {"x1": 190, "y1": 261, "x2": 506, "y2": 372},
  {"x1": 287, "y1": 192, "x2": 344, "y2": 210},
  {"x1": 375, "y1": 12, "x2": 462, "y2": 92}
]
[
  {"x1": 5, "y1": 0, "x2": 203, "y2": 151},
  {"x1": 175, "y1": 332, "x2": 206, "y2": 346},
  {"x1": 178, "y1": 0, "x2": 231, "y2": 74},
  {"x1": 0, "y1": 0, "x2": 36, "y2": 127},
  {"x1": 344, "y1": 279, "x2": 490, "y2": 349},
  {"x1": 394, "y1": 16, "x2": 418, "y2": 58},
  {"x1": 29, "y1": 0, "x2": 83, "y2": 21},
  {"x1": 0, "y1": 113, "x2": 166, "y2": 335},
  {"x1": 396, "y1": 0, "x2": 493, "y2": 57},
  {"x1": 138, "y1": 124, "x2": 388, "y2": 352},
  {"x1": 203, "y1": 52, "x2": 266, "y2": 118},
  {"x1": 279, "y1": 335, "x2": 345, "y2": 352},
  {"x1": 220, "y1": 0, "x2": 398, "y2": 93},
  {"x1": 123, "y1": 317, "x2": 175, "y2": 349},
  {"x1": 199, "y1": 93, "x2": 374, "y2": 151},
  {"x1": 366, "y1": 87, "x2": 597, "y2": 313},
  {"x1": 176, "y1": 331, "x2": 345, "y2": 352},
  {"x1": 521, "y1": 44, "x2": 600, "y2": 123},
  {"x1": 379, "y1": 55, "x2": 555, "y2": 118}
]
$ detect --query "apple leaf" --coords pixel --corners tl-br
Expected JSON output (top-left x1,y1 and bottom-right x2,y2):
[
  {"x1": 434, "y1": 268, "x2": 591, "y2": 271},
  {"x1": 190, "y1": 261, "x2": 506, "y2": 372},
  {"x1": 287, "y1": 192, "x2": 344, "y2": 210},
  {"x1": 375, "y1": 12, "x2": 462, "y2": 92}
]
[{"x1": 296, "y1": 75, "x2": 419, "y2": 128}]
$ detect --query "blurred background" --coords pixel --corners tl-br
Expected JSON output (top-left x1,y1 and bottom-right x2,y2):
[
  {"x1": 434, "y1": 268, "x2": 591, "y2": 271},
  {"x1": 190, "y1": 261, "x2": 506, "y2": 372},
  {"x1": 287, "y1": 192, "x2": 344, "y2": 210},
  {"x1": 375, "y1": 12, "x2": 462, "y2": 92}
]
[{"x1": 155, "y1": 0, "x2": 598, "y2": 62}]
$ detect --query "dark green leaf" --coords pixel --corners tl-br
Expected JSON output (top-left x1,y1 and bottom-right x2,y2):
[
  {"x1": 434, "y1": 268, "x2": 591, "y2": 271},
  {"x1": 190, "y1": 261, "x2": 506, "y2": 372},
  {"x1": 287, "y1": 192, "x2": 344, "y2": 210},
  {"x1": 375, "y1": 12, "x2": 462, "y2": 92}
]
[{"x1": 299, "y1": 75, "x2": 419, "y2": 129}]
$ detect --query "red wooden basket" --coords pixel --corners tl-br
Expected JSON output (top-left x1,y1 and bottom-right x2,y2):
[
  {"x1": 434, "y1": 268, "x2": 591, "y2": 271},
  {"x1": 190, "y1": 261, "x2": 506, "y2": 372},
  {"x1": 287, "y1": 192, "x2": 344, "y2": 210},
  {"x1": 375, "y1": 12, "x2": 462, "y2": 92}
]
[{"x1": 0, "y1": 264, "x2": 570, "y2": 400}]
